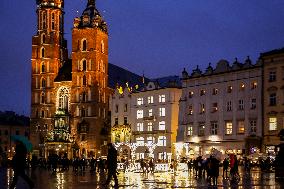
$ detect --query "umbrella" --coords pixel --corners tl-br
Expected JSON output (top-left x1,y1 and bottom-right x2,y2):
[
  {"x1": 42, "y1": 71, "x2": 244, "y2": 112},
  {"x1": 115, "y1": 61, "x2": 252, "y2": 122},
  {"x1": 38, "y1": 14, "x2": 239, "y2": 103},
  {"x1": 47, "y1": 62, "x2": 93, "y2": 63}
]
[{"x1": 11, "y1": 135, "x2": 33, "y2": 152}]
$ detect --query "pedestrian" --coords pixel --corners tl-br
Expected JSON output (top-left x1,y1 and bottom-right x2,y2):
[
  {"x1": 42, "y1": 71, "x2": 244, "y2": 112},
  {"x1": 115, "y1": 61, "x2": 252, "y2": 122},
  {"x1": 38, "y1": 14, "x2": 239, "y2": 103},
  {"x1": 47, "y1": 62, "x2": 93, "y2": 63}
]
[
  {"x1": 9, "y1": 140, "x2": 34, "y2": 189},
  {"x1": 223, "y1": 158, "x2": 229, "y2": 177},
  {"x1": 104, "y1": 143, "x2": 119, "y2": 188}
]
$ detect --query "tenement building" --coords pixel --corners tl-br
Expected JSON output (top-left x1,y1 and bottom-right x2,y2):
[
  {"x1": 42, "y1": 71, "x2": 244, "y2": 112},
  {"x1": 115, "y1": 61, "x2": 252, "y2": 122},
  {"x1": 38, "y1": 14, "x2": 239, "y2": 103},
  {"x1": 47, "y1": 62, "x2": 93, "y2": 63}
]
[
  {"x1": 177, "y1": 58, "x2": 262, "y2": 156},
  {"x1": 0, "y1": 111, "x2": 30, "y2": 159},
  {"x1": 30, "y1": 0, "x2": 110, "y2": 158},
  {"x1": 111, "y1": 77, "x2": 182, "y2": 161},
  {"x1": 261, "y1": 48, "x2": 284, "y2": 153}
]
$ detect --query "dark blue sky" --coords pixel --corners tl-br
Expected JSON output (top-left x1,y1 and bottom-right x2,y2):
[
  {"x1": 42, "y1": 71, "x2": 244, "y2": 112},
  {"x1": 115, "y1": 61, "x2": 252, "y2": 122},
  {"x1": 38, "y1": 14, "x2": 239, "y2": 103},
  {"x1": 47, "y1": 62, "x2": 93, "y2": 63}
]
[{"x1": 1, "y1": 0, "x2": 284, "y2": 115}]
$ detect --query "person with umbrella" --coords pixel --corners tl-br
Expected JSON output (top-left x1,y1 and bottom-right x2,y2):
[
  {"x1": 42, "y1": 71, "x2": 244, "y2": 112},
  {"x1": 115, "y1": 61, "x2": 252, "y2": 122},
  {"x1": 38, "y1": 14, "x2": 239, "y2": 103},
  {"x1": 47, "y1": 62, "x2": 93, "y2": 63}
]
[{"x1": 9, "y1": 140, "x2": 34, "y2": 189}]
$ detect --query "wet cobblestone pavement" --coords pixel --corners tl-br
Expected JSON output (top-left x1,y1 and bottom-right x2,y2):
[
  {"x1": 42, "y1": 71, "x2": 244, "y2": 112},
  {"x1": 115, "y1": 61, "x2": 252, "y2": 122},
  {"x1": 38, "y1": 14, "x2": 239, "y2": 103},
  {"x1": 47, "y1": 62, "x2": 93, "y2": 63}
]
[{"x1": 1, "y1": 167, "x2": 284, "y2": 189}]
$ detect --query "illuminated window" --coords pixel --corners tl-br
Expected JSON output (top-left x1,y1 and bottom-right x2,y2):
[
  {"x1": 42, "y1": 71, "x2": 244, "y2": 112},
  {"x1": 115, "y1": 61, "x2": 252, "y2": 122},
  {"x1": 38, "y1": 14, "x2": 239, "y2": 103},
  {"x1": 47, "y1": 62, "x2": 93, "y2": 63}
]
[
  {"x1": 210, "y1": 122, "x2": 218, "y2": 135},
  {"x1": 189, "y1": 105, "x2": 193, "y2": 115},
  {"x1": 147, "y1": 137, "x2": 154, "y2": 144},
  {"x1": 82, "y1": 39, "x2": 87, "y2": 51},
  {"x1": 238, "y1": 120, "x2": 245, "y2": 134},
  {"x1": 147, "y1": 122, "x2": 153, "y2": 131},
  {"x1": 227, "y1": 101, "x2": 232, "y2": 111},
  {"x1": 148, "y1": 109, "x2": 153, "y2": 117},
  {"x1": 189, "y1": 91, "x2": 194, "y2": 98},
  {"x1": 227, "y1": 86, "x2": 232, "y2": 93},
  {"x1": 225, "y1": 121, "x2": 233, "y2": 135},
  {"x1": 158, "y1": 136, "x2": 166, "y2": 146},
  {"x1": 136, "y1": 137, "x2": 144, "y2": 145},
  {"x1": 148, "y1": 96, "x2": 154, "y2": 104},
  {"x1": 200, "y1": 104, "x2": 205, "y2": 114},
  {"x1": 137, "y1": 98, "x2": 143, "y2": 105},
  {"x1": 238, "y1": 99, "x2": 244, "y2": 110},
  {"x1": 159, "y1": 121, "x2": 165, "y2": 130},
  {"x1": 240, "y1": 83, "x2": 245, "y2": 91},
  {"x1": 159, "y1": 107, "x2": 165, "y2": 117},
  {"x1": 200, "y1": 89, "x2": 205, "y2": 96},
  {"x1": 251, "y1": 82, "x2": 257, "y2": 89},
  {"x1": 269, "y1": 117, "x2": 277, "y2": 131},
  {"x1": 137, "y1": 110, "x2": 143, "y2": 119},
  {"x1": 159, "y1": 95, "x2": 166, "y2": 103},
  {"x1": 137, "y1": 123, "x2": 143, "y2": 131},
  {"x1": 251, "y1": 98, "x2": 256, "y2": 109},
  {"x1": 212, "y1": 103, "x2": 218, "y2": 112},
  {"x1": 187, "y1": 124, "x2": 193, "y2": 136},
  {"x1": 269, "y1": 93, "x2": 276, "y2": 106},
  {"x1": 198, "y1": 123, "x2": 205, "y2": 136},
  {"x1": 212, "y1": 88, "x2": 218, "y2": 95},
  {"x1": 250, "y1": 120, "x2": 257, "y2": 134}
]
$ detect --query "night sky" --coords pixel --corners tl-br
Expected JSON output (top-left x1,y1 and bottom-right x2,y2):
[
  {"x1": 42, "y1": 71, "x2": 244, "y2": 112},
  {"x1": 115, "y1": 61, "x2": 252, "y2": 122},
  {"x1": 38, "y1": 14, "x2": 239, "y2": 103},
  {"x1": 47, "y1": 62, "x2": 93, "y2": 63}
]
[{"x1": 1, "y1": 0, "x2": 284, "y2": 115}]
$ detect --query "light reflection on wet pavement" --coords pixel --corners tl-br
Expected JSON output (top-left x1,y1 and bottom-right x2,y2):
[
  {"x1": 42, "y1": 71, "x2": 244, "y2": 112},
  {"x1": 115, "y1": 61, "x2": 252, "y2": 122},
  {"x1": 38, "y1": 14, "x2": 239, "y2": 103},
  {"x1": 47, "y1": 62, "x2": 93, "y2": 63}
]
[{"x1": 1, "y1": 167, "x2": 284, "y2": 189}]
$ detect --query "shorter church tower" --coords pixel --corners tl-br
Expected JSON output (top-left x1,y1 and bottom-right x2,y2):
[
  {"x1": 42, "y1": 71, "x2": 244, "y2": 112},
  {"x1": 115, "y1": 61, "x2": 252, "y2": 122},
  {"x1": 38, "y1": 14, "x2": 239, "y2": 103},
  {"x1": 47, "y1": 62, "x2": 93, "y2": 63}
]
[{"x1": 71, "y1": 0, "x2": 109, "y2": 157}]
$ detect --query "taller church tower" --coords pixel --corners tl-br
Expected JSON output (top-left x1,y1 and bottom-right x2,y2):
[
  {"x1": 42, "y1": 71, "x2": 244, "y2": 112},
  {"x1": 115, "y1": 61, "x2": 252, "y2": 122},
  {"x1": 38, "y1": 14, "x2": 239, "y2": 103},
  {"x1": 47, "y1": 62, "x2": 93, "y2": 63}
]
[{"x1": 30, "y1": 0, "x2": 68, "y2": 155}]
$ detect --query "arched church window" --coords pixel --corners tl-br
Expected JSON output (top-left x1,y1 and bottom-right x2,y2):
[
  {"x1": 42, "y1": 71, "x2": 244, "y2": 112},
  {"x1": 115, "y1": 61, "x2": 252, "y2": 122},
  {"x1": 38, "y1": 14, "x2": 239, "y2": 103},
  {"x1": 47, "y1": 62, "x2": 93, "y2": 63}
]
[
  {"x1": 41, "y1": 48, "x2": 45, "y2": 58},
  {"x1": 41, "y1": 62, "x2": 45, "y2": 72},
  {"x1": 42, "y1": 12, "x2": 46, "y2": 29},
  {"x1": 41, "y1": 93, "x2": 45, "y2": 104},
  {"x1": 82, "y1": 39, "x2": 87, "y2": 51},
  {"x1": 41, "y1": 78, "x2": 46, "y2": 88},
  {"x1": 82, "y1": 92, "x2": 87, "y2": 102},
  {"x1": 83, "y1": 75, "x2": 87, "y2": 86},
  {"x1": 82, "y1": 59, "x2": 87, "y2": 71},
  {"x1": 41, "y1": 34, "x2": 46, "y2": 44}
]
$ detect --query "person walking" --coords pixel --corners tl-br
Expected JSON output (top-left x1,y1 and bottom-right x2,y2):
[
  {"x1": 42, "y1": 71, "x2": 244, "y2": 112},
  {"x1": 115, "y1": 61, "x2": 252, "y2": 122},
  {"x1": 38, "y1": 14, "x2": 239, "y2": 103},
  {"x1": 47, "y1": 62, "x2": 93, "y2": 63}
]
[
  {"x1": 104, "y1": 143, "x2": 119, "y2": 188},
  {"x1": 9, "y1": 140, "x2": 34, "y2": 189},
  {"x1": 223, "y1": 158, "x2": 229, "y2": 178}
]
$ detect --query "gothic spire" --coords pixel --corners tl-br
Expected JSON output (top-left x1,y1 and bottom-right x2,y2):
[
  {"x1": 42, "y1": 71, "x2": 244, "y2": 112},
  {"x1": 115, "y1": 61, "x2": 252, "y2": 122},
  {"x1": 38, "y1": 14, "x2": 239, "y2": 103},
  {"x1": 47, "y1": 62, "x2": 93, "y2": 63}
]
[{"x1": 88, "y1": 0, "x2": 95, "y2": 6}]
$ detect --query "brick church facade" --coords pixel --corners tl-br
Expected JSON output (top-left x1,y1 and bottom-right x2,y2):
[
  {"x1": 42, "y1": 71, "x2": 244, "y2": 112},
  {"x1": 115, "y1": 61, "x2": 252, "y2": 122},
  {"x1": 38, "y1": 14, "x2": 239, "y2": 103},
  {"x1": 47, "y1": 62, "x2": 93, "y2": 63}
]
[{"x1": 30, "y1": 0, "x2": 110, "y2": 158}]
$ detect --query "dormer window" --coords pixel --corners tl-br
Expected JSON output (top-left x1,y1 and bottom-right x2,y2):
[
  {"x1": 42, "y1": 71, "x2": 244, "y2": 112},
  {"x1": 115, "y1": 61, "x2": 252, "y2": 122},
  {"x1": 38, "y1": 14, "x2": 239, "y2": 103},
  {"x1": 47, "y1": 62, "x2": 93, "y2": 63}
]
[{"x1": 82, "y1": 39, "x2": 87, "y2": 51}]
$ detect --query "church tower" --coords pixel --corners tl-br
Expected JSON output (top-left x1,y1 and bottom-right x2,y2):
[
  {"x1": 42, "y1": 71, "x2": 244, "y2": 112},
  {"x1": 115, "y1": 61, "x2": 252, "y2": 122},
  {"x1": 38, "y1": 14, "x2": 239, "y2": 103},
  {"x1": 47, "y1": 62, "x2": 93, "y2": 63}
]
[
  {"x1": 30, "y1": 0, "x2": 68, "y2": 156},
  {"x1": 71, "y1": 0, "x2": 109, "y2": 156}
]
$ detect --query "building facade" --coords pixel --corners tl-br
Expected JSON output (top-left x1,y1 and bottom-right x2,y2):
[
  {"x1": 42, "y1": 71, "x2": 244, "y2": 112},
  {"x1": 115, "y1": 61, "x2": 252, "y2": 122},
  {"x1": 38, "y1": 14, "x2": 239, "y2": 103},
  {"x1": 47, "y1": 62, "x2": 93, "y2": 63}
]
[
  {"x1": 111, "y1": 78, "x2": 182, "y2": 160},
  {"x1": 30, "y1": 0, "x2": 109, "y2": 158},
  {"x1": 177, "y1": 58, "x2": 262, "y2": 156},
  {"x1": 261, "y1": 48, "x2": 284, "y2": 153}
]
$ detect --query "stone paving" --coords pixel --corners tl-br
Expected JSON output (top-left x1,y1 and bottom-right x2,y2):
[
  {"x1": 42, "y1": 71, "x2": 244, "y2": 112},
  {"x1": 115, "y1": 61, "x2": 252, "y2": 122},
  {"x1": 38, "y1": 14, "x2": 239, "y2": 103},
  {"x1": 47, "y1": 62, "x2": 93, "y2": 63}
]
[{"x1": 1, "y1": 167, "x2": 284, "y2": 189}]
